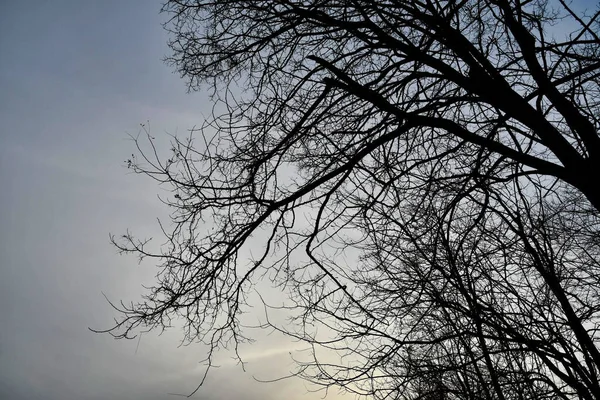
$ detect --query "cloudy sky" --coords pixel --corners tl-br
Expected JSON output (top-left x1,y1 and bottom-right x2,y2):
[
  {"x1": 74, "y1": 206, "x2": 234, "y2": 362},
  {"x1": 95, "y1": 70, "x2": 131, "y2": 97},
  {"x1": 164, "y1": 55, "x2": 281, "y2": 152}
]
[
  {"x1": 2, "y1": 1, "x2": 597, "y2": 399},
  {"x1": 0, "y1": 2, "x2": 350, "y2": 399}
]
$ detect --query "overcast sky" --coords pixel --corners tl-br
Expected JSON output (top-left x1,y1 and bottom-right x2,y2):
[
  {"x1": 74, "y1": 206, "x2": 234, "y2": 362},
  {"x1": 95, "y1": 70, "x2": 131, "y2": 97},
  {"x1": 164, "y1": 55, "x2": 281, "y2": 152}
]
[
  {"x1": 2, "y1": 1, "x2": 598, "y2": 400},
  {"x1": 0, "y1": 2, "x2": 350, "y2": 399}
]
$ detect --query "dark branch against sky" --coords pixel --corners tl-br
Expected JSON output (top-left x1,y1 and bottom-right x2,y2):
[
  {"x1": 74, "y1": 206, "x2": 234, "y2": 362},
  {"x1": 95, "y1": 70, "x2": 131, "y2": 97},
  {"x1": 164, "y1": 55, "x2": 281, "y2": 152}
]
[{"x1": 2, "y1": 0, "x2": 599, "y2": 399}]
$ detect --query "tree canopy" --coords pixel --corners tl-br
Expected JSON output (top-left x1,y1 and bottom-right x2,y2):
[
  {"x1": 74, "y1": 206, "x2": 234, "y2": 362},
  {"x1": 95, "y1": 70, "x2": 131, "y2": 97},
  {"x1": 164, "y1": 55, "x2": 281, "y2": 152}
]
[{"x1": 100, "y1": 1, "x2": 600, "y2": 399}]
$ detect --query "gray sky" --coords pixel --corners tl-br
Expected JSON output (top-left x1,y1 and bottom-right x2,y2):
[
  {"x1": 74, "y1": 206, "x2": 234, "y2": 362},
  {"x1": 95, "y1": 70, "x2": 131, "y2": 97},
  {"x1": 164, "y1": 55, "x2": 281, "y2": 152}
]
[
  {"x1": 3, "y1": 1, "x2": 596, "y2": 399},
  {"x1": 0, "y1": 2, "x2": 349, "y2": 399}
]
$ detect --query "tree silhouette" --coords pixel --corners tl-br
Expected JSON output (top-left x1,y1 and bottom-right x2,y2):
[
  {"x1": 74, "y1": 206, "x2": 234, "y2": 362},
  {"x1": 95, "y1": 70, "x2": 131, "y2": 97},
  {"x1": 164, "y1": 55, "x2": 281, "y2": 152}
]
[{"x1": 98, "y1": 1, "x2": 600, "y2": 398}]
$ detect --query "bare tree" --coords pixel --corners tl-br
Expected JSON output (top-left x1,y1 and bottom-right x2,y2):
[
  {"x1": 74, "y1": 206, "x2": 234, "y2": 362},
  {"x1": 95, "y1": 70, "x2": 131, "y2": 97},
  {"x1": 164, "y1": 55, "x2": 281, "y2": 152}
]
[{"x1": 97, "y1": 1, "x2": 600, "y2": 398}]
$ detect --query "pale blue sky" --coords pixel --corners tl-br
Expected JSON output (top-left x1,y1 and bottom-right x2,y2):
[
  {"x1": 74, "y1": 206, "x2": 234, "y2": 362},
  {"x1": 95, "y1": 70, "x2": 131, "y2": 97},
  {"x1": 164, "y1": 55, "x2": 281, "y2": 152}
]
[{"x1": 0, "y1": 2, "x2": 347, "y2": 399}]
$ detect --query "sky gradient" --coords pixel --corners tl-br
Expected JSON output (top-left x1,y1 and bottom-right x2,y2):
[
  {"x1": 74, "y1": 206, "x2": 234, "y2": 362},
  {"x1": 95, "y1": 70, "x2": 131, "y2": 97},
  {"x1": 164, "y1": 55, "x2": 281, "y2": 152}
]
[
  {"x1": 2, "y1": 1, "x2": 597, "y2": 399},
  {"x1": 0, "y1": 2, "x2": 349, "y2": 399}
]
